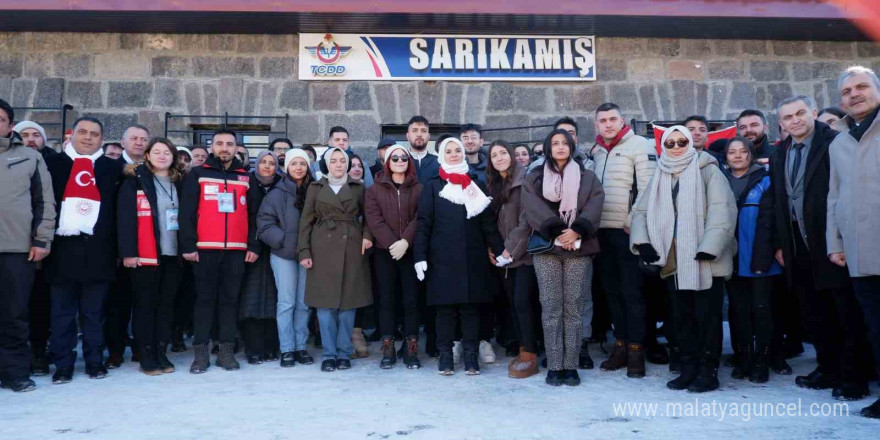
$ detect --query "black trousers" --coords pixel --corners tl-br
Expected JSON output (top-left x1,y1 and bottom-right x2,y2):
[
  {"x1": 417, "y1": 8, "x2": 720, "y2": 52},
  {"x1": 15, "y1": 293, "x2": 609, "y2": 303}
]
[
  {"x1": 29, "y1": 267, "x2": 51, "y2": 352},
  {"x1": 644, "y1": 273, "x2": 669, "y2": 343},
  {"x1": 669, "y1": 277, "x2": 724, "y2": 368},
  {"x1": 791, "y1": 230, "x2": 872, "y2": 382},
  {"x1": 241, "y1": 318, "x2": 279, "y2": 357},
  {"x1": 851, "y1": 276, "x2": 880, "y2": 380},
  {"x1": 501, "y1": 265, "x2": 540, "y2": 353},
  {"x1": 0, "y1": 253, "x2": 35, "y2": 381},
  {"x1": 173, "y1": 262, "x2": 195, "y2": 333},
  {"x1": 50, "y1": 281, "x2": 109, "y2": 369},
  {"x1": 436, "y1": 303, "x2": 479, "y2": 351},
  {"x1": 105, "y1": 267, "x2": 133, "y2": 356},
  {"x1": 192, "y1": 250, "x2": 246, "y2": 345},
  {"x1": 597, "y1": 228, "x2": 646, "y2": 344},
  {"x1": 590, "y1": 264, "x2": 612, "y2": 339},
  {"x1": 374, "y1": 249, "x2": 420, "y2": 338},
  {"x1": 726, "y1": 275, "x2": 775, "y2": 354},
  {"x1": 131, "y1": 257, "x2": 183, "y2": 349},
  {"x1": 771, "y1": 275, "x2": 802, "y2": 352}
]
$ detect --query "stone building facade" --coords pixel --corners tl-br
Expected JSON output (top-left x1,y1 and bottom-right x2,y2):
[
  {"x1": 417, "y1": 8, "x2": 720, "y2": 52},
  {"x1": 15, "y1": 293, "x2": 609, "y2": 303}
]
[{"x1": 1, "y1": 32, "x2": 878, "y2": 160}]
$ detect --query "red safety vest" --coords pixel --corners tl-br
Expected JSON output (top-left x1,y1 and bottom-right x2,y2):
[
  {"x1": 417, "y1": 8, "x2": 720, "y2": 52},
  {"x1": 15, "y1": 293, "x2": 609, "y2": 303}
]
[
  {"x1": 136, "y1": 190, "x2": 159, "y2": 266},
  {"x1": 196, "y1": 174, "x2": 250, "y2": 251}
]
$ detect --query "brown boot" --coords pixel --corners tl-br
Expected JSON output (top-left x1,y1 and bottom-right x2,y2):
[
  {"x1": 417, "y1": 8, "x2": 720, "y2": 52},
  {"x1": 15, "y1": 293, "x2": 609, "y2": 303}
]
[
  {"x1": 627, "y1": 343, "x2": 646, "y2": 378},
  {"x1": 600, "y1": 340, "x2": 628, "y2": 371},
  {"x1": 509, "y1": 350, "x2": 538, "y2": 379},
  {"x1": 351, "y1": 328, "x2": 370, "y2": 359}
]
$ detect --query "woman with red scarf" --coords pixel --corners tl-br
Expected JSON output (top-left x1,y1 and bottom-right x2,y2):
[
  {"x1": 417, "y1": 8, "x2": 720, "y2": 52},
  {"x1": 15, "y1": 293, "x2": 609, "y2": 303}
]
[{"x1": 413, "y1": 138, "x2": 503, "y2": 376}]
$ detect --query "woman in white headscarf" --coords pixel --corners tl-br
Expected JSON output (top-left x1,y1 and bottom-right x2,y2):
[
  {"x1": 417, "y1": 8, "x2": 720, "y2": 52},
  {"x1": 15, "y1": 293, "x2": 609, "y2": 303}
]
[
  {"x1": 630, "y1": 126, "x2": 737, "y2": 393},
  {"x1": 413, "y1": 137, "x2": 503, "y2": 376}
]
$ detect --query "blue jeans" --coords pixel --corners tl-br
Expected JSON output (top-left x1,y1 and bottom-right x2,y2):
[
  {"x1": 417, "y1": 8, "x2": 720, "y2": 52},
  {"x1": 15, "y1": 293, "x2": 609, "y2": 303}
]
[
  {"x1": 270, "y1": 254, "x2": 310, "y2": 352},
  {"x1": 316, "y1": 308, "x2": 356, "y2": 360}
]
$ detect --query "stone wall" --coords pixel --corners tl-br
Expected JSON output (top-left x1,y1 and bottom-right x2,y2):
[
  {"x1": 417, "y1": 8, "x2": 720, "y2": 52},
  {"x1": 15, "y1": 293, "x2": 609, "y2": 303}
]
[{"x1": 1, "y1": 32, "x2": 879, "y2": 160}]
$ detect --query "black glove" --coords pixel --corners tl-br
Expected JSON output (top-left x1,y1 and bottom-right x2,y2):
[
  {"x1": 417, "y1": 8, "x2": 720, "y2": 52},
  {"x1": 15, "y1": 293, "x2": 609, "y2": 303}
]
[
  {"x1": 636, "y1": 244, "x2": 660, "y2": 264},
  {"x1": 695, "y1": 252, "x2": 716, "y2": 261}
]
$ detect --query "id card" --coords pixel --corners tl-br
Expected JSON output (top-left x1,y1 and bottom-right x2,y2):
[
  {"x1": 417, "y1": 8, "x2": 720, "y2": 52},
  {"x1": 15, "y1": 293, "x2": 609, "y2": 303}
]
[
  {"x1": 217, "y1": 192, "x2": 235, "y2": 213},
  {"x1": 166, "y1": 208, "x2": 179, "y2": 231}
]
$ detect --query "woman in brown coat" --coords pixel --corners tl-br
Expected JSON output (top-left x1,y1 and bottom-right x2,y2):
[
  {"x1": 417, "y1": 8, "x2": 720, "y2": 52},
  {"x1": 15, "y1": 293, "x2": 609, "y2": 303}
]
[
  {"x1": 365, "y1": 144, "x2": 423, "y2": 370},
  {"x1": 485, "y1": 140, "x2": 541, "y2": 379},
  {"x1": 297, "y1": 147, "x2": 374, "y2": 372},
  {"x1": 522, "y1": 129, "x2": 605, "y2": 387}
]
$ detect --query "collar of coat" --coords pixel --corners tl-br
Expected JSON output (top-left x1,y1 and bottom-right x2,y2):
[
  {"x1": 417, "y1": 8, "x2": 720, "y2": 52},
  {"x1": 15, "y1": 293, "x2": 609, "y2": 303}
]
[{"x1": 311, "y1": 177, "x2": 362, "y2": 210}]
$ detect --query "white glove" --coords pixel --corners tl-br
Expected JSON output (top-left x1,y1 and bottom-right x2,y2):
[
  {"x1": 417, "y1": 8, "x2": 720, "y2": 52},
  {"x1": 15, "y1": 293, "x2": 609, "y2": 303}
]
[
  {"x1": 414, "y1": 261, "x2": 428, "y2": 281},
  {"x1": 389, "y1": 239, "x2": 409, "y2": 260},
  {"x1": 495, "y1": 255, "x2": 513, "y2": 267}
]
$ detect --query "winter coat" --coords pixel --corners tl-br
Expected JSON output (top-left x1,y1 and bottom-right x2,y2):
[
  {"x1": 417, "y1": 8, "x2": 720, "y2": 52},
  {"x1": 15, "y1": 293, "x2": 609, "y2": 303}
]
[
  {"x1": 771, "y1": 121, "x2": 850, "y2": 290},
  {"x1": 240, "y1": 173, "x2": 281, "y2": 320},
  {"x1": 256, "y1": 176, "x2": 305, "y2": 261},
  {"x1": 827, "y1": 110, "x2": 880, "y2": 277},
  {"x1": 727, "y1": 166, "x2": 781, "y2": 277},
  {"x1": 590, "y1": 130, "x2": 658, "y2": 229},
  {"x1": 297, "y1": 177, "x2": 373, "y2": 310},
  {"x1": 754, "y1": 136, "x2": 777, "y2": 160},
  {"x1": 468, "y1": 150, "x2": 489, "y2": 186},
  {"x1": 631, "y1": 152, "x2": 738, "y2": 280},
  {"x1": 44, "y1": 152, "x2": 123, "y2": 283},
  {"x1": 364, "y1": 171, "x2": 422, "y2": 250},
  {"x1": 413, "y1": 173, "x2": 504, "y2": 306},
  {"x1": 491, "y1": 165, "x2": 532, "y2": 267},
  {"x1": 117, "y1": 164, "x2": 183, "y2": 262},
  {"x1": 411, "y1": 151, "x2": 440, "y2": 184},
  {"x1": 0, "y1": 134, "x2": 55, "y2": 253},
  {"x1": 521, "y1": 164, "x2": 605, "y2": 258}
]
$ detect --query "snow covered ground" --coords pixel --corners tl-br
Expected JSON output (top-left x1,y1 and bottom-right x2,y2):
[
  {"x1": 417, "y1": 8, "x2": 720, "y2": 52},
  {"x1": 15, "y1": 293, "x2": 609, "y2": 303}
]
[{"x1": 1, "y1": 327, "x2": 877, "y2": 440}]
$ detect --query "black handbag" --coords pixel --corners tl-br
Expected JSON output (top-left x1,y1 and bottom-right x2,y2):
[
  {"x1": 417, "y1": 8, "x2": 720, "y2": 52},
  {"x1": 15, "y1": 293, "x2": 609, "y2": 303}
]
[{"x1": 527, "y1": 231, "x2": 554, "y2": 255}]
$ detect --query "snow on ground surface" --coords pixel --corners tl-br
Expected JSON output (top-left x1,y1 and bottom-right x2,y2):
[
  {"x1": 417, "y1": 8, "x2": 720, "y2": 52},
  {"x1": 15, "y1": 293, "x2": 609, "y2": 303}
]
[{"x1": 1, "y1": 326, "x2": 877, "y2": 440}]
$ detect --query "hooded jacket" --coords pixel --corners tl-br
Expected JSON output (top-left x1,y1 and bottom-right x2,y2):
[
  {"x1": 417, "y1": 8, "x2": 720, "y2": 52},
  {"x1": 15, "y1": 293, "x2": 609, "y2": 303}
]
[{"x1": 0, "y1": 133, "x2": 56, "y2": 253}]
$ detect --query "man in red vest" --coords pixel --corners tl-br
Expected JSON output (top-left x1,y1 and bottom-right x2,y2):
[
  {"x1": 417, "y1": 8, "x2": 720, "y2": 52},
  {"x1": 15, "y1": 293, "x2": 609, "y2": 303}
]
[{"x1": 180, "y1": 129, "x2": 260, "y2": 373}]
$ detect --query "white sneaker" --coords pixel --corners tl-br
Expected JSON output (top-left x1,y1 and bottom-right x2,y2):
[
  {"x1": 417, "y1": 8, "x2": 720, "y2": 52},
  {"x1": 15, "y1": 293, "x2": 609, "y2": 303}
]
[
  {"x1": 453, "y1": 341, "x2": 463, "y2": 364},
  {"x1": 479, "y1": 340, "x2": 496, "y2": 364}
]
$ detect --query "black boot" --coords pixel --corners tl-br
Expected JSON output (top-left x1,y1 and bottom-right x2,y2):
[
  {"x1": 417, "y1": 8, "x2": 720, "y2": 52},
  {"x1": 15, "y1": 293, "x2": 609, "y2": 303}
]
[
  {"x1": 731, "y1": 345, "x2": 751, "y2": 380},
  {"x1": 247, "y1": 355, "x2": 263, "y2": 365},
  {"x1": 30, "y1": 346, "x2": 50, "y2": 376},
  {"x1": 380, "y1": 338, "x2": 397, "y2": 369},
  {"x1": 832, "y1": 382, "x2": 870, "y2": 401},
  {"x1": 190, "y1": 344, "x2": 209, "y2": 374},
  {"x1": 749, "y1": 352, "x2": 770, "y2": 383},
  {"x1": 771, "y1": 353, "x2": 792, "y2": 375},
  {"x1": 668, "y1": 346, "x2": 682, "y2": 373},
  {"x1": 796, "y1": 367, "x2": 839, "y2": 390},
  {"x1": 667, "y1": 361, "x2": 698, "y2": 390},
  {"x1": 578, "y1": 339, "x2": 594, "y2": 369},
  {"x1": 404, "y1": 337, "x2": 421, "y2": 369},
  {"x1": 438, "y1": 346, "x2": 454, "y2": 375},
  {"x1": 861, "y1": 398, "x2": 880, "y2": 419},
  {"x1": 687, "y1": 365, "x2": 719, "y2": 393},
  {"x1": 645, "y1": 339, "x2": 670, "y2": 365},
  {"x1": 280, "y1": 352, "x2": 295, "y2": 368},
  {"x1": 157, "y1": 343, "x2": 175, "y2": 373},
  {"x1": 545, "y1": 370, "x2": 563, "y2": 386},
  {"x1": 139, "y1": 345, "x2": 162, "y2": 376},
  {"x1": 562, "y1": 369, "x2": 581, "y2": 386},
  {"x1": 463, "y1": 342, "x2": 480, "y2": 375},
  {"x1": 0, "y1": 378, "x2": 36, "y2": 392},
  {"x1": 321, "y1": 359, "x2": 336, "y2": 372},
  {"x1": 294, "y1": 350, "x2": 314, "y2": 365},
  {"x1": 171, "y1": 327, "x2": 187, "y2": 353}
]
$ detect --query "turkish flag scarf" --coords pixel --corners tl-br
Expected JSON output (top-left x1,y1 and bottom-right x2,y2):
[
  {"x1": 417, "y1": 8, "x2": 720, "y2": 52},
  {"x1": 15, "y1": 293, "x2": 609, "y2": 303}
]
[{"x1": 57, "y1": 143, "x2": 103, "y2": 236}]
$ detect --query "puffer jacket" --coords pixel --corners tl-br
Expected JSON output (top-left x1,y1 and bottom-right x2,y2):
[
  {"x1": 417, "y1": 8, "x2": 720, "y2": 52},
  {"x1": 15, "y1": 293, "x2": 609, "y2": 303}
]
[
  {"x1": 491, "y1": 164, "x2": 531, "y2": 267},
  {"x1": 364, "y1": 170, "x2": 422, "y2": 250},
  {"x1": 591, "y1": 129, "x2": 658, "y2": 229},
  {"x1": 256, "y1": 176, "x2": 304, "y2": 261},
  {"x1": 728, "y1": 166, "x2": 781, "y2": 277},
  {"x1": 630, "y1": 152, "x2": 737, "y2": 280},
  {"x1": 0, "y1": 134, "x2": 56, "y2": 252}
]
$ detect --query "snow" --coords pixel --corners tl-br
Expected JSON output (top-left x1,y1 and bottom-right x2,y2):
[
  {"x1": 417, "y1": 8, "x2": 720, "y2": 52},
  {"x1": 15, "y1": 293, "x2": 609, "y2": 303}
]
[{"x1": 1, "y1": 326, "x2": 877, "y2": 440}]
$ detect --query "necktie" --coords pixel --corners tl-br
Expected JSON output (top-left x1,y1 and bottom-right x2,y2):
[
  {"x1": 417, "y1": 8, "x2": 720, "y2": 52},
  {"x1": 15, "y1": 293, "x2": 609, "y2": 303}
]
[{"x1": 790, "y1": 143, "x2": 805, "y2": 183}]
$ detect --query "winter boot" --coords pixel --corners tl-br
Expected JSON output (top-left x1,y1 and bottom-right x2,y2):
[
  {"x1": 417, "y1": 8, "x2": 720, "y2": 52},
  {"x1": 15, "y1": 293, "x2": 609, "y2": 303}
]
[
  {"x1": 351, "y1": 328, "x2": 370, "y2": 359},
  {"x1": 731, "y1": 344, "x2": 752, "y2": 380},
  {"x1": 861, "y1": 398, "x2": 880, "y2": 419},
  {"x1": 171, "y1": 327, "x2": 187, "y2": 353},
  {"x1": 190, "y1": 344, "x2": 210, "y2": 374},
  {"x1": 668, "y1": 346, "x2": 682, "y2": 373},
  {"x1": 645, "y1": 338, "x2": 670, "y2": 365},
  {"x1": 667, "y1": 360, "x2": 698, "y2": 390},
  {"x1": 438, "y1": 346, "x2": 454, "y2": 376},
  {"x1": 403, "y1": 337, "x2": 421, "y2": 369},
  {"x1": 832, "y1": 382, "x2": 870, "y2": 401},
  {"x1": 545, "y1": 370, "x2": 563, "y2": 386},
  {"x1": 509, "y1": 349, "x2": 539, "y2": 379},
  {"x1": 600, "y1": 339, "x2": 627, "y2": 371},
  {"x1": 687, "y1": 365, "x2": 720, "y2": 393},
  {"x1": 578, "y1": 339, "x2": 594, "y2": 369},
  {"x1": 139, "y1": 345, "x2": 162, "y2": 376},
  {"x1": 157, "y1": 343, "x2": 175, "y2": 373},
  {"x1": 749, "y1": 351, "x2": 770, "y2": 383},
  {"x1": 562, "y1": 369, "x2": 581, "y2": 386},
  {"x1": 626, "y1": 343, "x2": 646, "y2": 378},
  {"x1": 479, "y1": 340, "x2": 496, "y2": 364},
  {"x1": 380, "y1": 338, "x2": 397, "y2": 369},
  {"x1": 30, "y1": 346, "x2": 50, "y2": 376},
  {"x1": 280, "y1": 352, "x2": 295, "y2": 368},
  {"x1": 464, "y1": 343, "x2": 481, "y2": 375},
  {"x1": 215, "y1": 343, "x2": 240, "y2": 371}
]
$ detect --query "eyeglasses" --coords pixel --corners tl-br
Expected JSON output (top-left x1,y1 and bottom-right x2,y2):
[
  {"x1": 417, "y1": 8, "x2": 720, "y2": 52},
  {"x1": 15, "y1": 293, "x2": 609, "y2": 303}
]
[
  {"x1": 664, "y1": 139, "x2": 690, "y2": 149},
  {"x1": 389, "y1": 155, "x2": 409, "y2": 163},
  {"x1": 534, "y1": 151, "x2": 544, "y2": 157}
]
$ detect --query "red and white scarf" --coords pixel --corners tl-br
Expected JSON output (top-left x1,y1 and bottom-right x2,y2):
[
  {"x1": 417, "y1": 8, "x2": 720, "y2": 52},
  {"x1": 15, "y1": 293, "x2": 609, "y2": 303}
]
[
  {"x1": 57, "y1": 144, "x2": 103, "y2": 236},
  {"x1": 437, "y1": 138, "x2": 491, "y2": 218}
]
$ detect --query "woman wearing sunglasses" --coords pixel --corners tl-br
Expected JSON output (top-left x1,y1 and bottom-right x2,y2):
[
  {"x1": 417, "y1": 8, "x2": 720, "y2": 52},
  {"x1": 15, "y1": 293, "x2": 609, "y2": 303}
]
[
  {"x1": 630, "y1": 126, "x2": 737, "y2": 393},
  {"x1": 365, "y1": 145, "x2": 424, "y2": 369}
]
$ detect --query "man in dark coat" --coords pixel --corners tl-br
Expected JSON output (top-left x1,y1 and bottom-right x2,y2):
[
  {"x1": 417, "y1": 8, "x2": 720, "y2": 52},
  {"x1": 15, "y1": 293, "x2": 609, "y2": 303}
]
[
  {"x1": 45, "y1": 117, "x2": 123, "y2": 383},
  {"x1": 406, "y1": 116, "x2": 440, "y2": 184},
  {"x1": 770, "y1": 96, "x2": 872, "y2": 400}
]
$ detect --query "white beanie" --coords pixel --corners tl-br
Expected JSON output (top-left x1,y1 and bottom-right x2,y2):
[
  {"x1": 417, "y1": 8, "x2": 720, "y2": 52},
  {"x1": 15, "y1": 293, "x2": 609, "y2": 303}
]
[
  {"x1": 176, "y1": 146, "x2": 192, "y2": 159},
  {"x1": 284, "y1": 148, "x2": 312, "y2": 174},
  {"x1": 13, "y1": 121, "x2": 47, "y2": 141},
  {"x1": 383, "y1": 144, "x2": 409, "y2": 163}
]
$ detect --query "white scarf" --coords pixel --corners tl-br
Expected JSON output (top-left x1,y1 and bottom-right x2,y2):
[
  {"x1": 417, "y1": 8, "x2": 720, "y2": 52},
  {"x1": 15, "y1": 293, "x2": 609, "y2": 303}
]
[
  {"x1": 437, "y1": 138, "x2": 492, "y2": 218},
  {"x1": 57, "y1": 144, "x2": 104, "y2": 236},
  {"x1": 645, "y1": 126, "x2": 712, "y2": 291}
]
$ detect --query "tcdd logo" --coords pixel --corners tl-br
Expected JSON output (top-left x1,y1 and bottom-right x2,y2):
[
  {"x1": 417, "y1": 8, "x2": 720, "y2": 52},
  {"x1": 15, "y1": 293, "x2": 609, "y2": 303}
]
[{"x1": 306, "y1": 33, "x2": 351, "y2": 76}]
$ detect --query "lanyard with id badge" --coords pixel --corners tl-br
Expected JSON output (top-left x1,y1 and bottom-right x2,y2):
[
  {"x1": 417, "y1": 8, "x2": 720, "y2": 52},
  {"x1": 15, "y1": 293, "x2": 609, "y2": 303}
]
[{"x1": 155, "y1": 178, "x2": 180, "y2": 231}]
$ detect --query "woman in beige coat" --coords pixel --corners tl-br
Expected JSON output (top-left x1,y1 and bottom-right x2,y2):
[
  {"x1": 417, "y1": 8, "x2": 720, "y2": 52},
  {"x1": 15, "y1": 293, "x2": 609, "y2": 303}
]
[
  {"x1": 630, "y1": 126, "x2": 736, "y2": 393},
  {"x1": 298, "y1": 147, "x2": 373, "y2": 372}
]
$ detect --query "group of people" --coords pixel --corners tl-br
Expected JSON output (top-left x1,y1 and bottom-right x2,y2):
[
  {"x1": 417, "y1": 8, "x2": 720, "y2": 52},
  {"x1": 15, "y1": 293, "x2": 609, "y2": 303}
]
[{"x1": 1, "y1": 64, "x2": 880, "y2": 419}]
